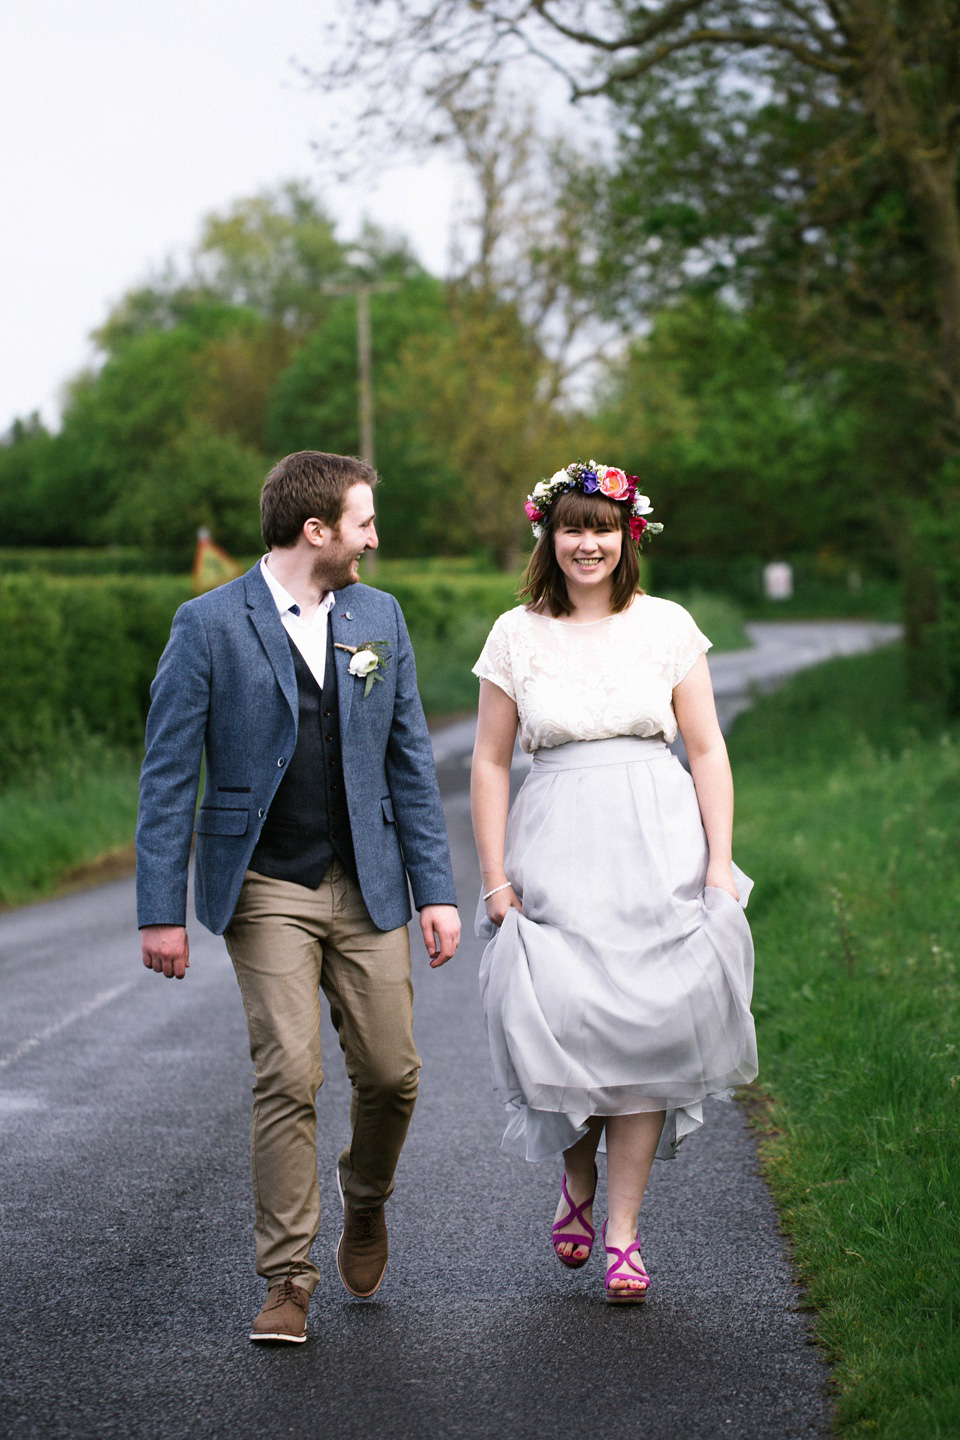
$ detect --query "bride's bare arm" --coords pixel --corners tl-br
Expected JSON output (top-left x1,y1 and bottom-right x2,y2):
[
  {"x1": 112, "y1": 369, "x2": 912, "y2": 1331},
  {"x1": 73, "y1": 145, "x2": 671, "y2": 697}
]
[
  {"x1": 471, "y1": 679, "x2": 523, "y2": 926},
  {"x1": 672, "y1": 653, "x2": 739, "y2": 900}
]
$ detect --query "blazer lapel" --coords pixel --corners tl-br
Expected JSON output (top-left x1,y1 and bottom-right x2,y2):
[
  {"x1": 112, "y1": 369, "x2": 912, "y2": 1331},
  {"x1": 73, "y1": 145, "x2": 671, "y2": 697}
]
[
  {"x1": 329, "y1": 593, "x2": 360, "y2": 735},
  {"x1": 244, "y1": 565, "x2": 298, "y2": 721}
]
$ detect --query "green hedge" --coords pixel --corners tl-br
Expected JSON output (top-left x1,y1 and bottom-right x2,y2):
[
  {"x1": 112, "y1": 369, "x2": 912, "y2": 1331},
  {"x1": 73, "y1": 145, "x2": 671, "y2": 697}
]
[
  {"x1": 0, "y1": 570, "x2": 524, "y2": 783},
  {"x1": 650, "y1": 553, "x2": 901, "y2": 620},
  {"x1": 3, "y1": 563, "x2": 746, "y2": 786},
  {"x1": 0, "y1": 575, "x2": 190, "y2": 783},
  {"x1": 0, "y1": 547, "x2": 171, "y2": 576}
]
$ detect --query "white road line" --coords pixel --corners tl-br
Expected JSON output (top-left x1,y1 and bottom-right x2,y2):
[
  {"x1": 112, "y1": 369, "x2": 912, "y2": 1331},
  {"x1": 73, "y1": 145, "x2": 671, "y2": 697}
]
[{"x1": 0, "y1": 981, "x2": 136, "y2": 1073}]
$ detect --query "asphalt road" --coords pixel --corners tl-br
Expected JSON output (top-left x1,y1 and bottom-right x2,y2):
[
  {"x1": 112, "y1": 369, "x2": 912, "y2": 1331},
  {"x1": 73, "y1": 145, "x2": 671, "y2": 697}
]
[{"x1": 0, "y1": 621, "x2": 896, "y2": 1440}]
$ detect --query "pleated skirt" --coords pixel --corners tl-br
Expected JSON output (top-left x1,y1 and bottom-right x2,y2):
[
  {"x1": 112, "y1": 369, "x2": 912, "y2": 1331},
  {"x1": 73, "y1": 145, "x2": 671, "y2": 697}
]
[{"x1": 476, "y1": 735, "x2": 758, "y2": 1161}]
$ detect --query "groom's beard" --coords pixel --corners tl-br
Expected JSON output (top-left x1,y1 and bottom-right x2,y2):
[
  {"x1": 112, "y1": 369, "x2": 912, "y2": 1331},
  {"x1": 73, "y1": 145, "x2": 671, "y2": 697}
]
[{"x1": 312, "y1": 547, "x2": 362, "y2": 593}]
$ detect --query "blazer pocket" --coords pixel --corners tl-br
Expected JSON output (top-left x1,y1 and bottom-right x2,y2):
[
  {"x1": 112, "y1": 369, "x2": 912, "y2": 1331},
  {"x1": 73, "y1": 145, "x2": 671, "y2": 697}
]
[
  {"x1": 195, "y1": 806, "x2": 249, "y2": 837},
  {"x1": 381, "y1": 795, "x2": 396, "y2": 824}
]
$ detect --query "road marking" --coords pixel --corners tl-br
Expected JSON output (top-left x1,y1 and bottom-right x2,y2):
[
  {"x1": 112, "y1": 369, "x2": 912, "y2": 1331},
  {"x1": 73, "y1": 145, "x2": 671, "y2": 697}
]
[{"x1": 0, "y1": 981, "x2": 136, "y2": 1073}]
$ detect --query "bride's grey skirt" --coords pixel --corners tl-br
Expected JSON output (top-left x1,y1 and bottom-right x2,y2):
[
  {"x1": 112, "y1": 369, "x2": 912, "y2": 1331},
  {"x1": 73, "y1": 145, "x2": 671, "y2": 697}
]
[{"x1": 476, "y1": 735, "x2": 758, "y2": 1162}]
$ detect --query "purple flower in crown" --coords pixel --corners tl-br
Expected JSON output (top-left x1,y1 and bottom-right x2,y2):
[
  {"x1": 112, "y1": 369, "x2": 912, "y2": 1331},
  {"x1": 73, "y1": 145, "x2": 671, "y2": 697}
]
[{"x1": 580, "y1": 468, "x2": 599, "y2": 493}]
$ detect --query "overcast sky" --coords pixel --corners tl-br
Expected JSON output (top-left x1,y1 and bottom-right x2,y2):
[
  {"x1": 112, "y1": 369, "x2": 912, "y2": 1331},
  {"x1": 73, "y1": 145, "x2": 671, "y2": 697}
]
[{"x1": 0, "y1": 0, "x2": 460, "y2": 434}]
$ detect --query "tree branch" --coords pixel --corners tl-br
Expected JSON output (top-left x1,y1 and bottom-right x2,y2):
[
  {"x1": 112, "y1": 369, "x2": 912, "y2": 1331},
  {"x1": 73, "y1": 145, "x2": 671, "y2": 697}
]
[
  {"x1": 530, "y1": 0, "x2": 708, "y2": 54},
  {"x1": 565, "y1": 26, "x2": 852, "y2": 97}
]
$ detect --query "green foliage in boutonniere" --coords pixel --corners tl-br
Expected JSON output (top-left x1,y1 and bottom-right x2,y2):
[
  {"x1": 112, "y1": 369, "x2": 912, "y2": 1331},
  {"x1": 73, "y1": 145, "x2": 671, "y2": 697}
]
[{"x1": 334, "y1": 640, "x2": 390, "y2": 697}]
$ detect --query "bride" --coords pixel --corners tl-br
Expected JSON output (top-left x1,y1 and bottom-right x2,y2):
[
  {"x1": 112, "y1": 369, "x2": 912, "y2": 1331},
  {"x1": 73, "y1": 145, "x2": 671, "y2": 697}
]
[{"x1": 470, "y1": 461, "x2": 757, "y2": 1302}]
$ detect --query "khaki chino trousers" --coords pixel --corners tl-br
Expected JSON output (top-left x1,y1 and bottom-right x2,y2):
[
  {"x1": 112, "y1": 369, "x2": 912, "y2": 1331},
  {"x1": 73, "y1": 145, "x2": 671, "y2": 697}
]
[{"x1": 223, "y1": 861, "x2": 420, "y2": 1294}]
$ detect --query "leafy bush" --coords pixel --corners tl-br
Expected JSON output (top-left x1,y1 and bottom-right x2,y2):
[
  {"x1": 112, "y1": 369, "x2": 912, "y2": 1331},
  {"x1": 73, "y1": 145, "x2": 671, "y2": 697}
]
[
  {"x1": 0, "y1": 548, "x2": 157, "y2": 576},
  {"x1": 0, "y1": 575, "x2": 190, "y2": 783}
]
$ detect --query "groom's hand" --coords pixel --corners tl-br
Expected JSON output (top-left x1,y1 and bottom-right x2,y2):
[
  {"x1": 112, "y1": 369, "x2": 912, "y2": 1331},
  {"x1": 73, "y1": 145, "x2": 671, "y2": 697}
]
[
  {"x1": 141, "y1": 924, "x2": 190, "y2": 980},
  {"x1": 419, "y1": 905, "x2": 460, "y2": 968}
]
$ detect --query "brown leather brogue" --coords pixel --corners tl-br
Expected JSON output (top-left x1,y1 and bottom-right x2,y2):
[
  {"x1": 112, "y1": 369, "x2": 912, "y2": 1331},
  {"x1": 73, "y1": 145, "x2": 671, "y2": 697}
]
[
  {"x1": 336, "y1": 1201, "x2": 388, "y2": 1298},
  {"x1": 249, "y1": 1277, "x2": 310, "y2": 1343}
]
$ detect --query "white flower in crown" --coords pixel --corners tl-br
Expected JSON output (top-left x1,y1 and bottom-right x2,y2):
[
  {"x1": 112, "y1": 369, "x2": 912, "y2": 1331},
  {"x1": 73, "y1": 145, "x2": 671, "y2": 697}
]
[{"x1": 632, "y1": 495, "x2": 653, "y2": 515}]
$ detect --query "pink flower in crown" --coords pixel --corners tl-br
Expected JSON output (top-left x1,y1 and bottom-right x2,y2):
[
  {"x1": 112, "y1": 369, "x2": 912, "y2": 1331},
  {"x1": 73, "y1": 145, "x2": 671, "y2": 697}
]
[
  {"x1": 629, "y1": 516, "x2": 647, "y2": 542},
  {"x1": 525, "y1": 500, "x2": 545, "y2": 521},
  {"x1": 598, "y1": 467, "x2": 630, "y2": 501}
]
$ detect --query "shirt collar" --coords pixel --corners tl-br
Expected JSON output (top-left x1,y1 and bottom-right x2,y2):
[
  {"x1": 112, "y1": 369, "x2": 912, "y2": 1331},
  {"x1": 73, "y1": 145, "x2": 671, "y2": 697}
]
[{"x1": 260, "y1": 556, "x2": 335, "y2": 621}]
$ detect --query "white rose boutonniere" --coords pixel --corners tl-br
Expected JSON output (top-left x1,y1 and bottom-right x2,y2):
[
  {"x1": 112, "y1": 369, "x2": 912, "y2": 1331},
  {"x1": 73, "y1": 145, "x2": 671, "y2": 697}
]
[
  {"x1": 348, "y1": 648, "x2": 380, "y2": 678},
  {"x1": 334, "y1": 640, "x2": 390, "y2": 696}
]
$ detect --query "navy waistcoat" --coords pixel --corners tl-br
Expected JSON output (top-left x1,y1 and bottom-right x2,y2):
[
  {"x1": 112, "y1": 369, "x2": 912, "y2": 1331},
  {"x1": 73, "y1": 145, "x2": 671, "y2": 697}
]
[{"x1": 249, "y1": 626, "x2": 357, "y2": 888}]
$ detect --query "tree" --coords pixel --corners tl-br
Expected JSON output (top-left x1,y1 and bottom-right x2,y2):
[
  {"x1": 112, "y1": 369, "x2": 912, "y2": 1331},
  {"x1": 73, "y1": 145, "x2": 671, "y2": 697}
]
[
  {"x1": 318, "y1": 1, "x2": 960, "y2": 702},
  {"x1": 104, "y1": 422, "x2": 265, "y2": 568},
  {"x1": 389, "y1": 285, "x2": 569, "y2": 566},
  {"x1": 51, "y1": 304, "x2": 271, "y2": 540},
  {"x1": 591, "y1": 294, "x2": 899, "y2": 562},
  {"x1": 0, "y1": 415, "x2": 64, "y2": 545},
  {"x1": 264, "y1": 273, "x2": 462, "y2": 555},
  {"x1": 321, "y1": 2, "x2": 960, "y2": 415}
]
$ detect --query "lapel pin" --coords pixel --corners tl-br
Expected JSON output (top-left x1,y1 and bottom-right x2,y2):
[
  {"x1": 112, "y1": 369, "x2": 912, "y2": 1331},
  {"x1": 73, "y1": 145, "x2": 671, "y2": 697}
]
[{"x1": 340, "y1": 611, "x2": 353, "y2": 620}]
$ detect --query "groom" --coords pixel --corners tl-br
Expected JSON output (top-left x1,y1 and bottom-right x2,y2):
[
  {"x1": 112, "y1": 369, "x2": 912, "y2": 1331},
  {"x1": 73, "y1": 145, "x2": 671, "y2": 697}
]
[{"x1": 137, "y1": 451, "x2": 460, "y2": 1343}]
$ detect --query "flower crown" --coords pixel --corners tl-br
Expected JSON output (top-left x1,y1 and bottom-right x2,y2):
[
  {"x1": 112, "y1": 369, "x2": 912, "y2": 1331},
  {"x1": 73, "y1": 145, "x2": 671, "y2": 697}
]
[{"x1": 524, "y1": 460, "x2": 664, "y2": 547}]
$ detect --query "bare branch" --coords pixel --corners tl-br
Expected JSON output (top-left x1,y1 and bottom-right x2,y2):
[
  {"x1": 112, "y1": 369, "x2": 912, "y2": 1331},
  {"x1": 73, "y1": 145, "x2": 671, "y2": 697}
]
[
  {"x1": 569, "y1": 29, "x2": 851, "y2": 99},
  {"x1": 530, "y1": 0, "x2": 708, "y2": 54}
]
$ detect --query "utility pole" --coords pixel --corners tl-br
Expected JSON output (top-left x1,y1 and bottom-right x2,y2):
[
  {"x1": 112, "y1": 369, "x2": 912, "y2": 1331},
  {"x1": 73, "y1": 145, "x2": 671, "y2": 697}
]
[
  {"x1": 355, "y1": 284, "x2": 375, "y2": 471},
  {"x1": 322, "y1": 276, "x2": 398, "y2": 576}
]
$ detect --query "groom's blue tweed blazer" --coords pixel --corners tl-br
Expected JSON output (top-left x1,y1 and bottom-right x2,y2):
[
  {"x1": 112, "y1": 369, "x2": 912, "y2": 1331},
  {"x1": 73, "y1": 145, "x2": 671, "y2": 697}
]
[{"x1": 136, "y1": 563, "x2": 457, "y2": 935}]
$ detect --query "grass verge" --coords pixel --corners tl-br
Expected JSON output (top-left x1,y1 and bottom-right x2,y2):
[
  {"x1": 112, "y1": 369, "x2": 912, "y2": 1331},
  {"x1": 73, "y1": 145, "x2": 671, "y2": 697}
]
[
  {"x1": 728, "y1": 645, "x2": 960, "y2": 1436},
  {"x1": 0, "y1": 738, "x2": 141, "y2": 910}
]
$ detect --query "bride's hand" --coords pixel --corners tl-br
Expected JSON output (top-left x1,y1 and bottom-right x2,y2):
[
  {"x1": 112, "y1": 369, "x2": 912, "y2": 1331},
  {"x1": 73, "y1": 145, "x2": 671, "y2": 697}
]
[
  {"x1": 485, "y1": 884, "x2": 522, "y2": 927},
  {"x1": 705, "y1": 861, "x2": 739, "y2": 902}
]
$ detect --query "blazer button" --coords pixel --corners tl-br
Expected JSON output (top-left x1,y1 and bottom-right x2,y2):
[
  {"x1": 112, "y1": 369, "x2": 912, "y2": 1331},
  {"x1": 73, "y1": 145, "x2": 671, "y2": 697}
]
[
  {"x1": 258, "y1": 807, "x2": 265, "y2": 818},
  {"x1": 277, "y1": 757, "x2": 285, "y2": 767}
]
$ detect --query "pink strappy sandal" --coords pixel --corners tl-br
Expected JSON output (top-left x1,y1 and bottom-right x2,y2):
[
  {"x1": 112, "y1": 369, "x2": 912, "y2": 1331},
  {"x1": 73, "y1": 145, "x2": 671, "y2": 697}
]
[
  {"x1": 602, "y1": 1220, "x2": 650, "y2": 1304},
  {"x1": 551, "y1": 1164, "x2": 598, "y2": 1269}
]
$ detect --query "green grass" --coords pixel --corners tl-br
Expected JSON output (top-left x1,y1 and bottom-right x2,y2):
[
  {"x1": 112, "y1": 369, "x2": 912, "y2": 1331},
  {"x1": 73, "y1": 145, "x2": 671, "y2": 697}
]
[
  {"x1": 729, "y1": 645, "x2": 960, "y2": 1436},
  {"x1": 743, "y1": 578, "x2": 902, "y2": 623},
  {"x1": 664, "y1": 587, "x2": 750, "y2": 652},
  {"x1": 0, "y1": 737, "x2": 140, "y2": 908}
]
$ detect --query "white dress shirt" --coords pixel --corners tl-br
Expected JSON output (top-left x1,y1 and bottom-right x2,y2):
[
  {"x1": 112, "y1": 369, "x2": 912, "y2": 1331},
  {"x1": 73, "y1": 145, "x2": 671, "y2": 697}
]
[{"x1": 260, "y1": 556, "x2": 336, "y2": 690}]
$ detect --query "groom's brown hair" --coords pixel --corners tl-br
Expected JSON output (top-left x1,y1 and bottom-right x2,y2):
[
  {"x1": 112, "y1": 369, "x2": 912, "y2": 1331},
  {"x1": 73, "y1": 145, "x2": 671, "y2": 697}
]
[{"x1": 260, "y1": 451, "x2": 378, "y2": 549}]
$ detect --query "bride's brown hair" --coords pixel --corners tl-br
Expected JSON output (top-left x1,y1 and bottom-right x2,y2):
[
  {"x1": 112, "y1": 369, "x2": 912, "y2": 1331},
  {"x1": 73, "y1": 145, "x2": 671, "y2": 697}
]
[{"x1": 520, "y1": 489, "x2": 641, "y2": 618}]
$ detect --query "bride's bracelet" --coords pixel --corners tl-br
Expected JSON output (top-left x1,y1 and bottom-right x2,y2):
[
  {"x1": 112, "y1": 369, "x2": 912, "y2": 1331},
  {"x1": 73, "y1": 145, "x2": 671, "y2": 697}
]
[{"x1": 483, "y1": 881, "x2": 513, "y2": 901}]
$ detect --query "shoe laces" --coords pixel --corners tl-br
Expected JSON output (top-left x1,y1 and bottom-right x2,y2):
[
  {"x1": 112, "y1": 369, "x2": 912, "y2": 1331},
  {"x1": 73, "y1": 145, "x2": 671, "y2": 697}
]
[
  {"x1": 269, "y1": 1277, "x2": 307, "y2": 1308},
  {"x1": 351, "y1": 1207, "x2": 381, "y2": 1239}
]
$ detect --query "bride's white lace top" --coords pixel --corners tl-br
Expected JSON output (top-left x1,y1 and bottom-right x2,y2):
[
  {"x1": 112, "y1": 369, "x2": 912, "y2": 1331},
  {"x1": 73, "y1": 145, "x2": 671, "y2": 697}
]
[{"x1": 473, "y1": 596, "x2": 711, "y2": 752}]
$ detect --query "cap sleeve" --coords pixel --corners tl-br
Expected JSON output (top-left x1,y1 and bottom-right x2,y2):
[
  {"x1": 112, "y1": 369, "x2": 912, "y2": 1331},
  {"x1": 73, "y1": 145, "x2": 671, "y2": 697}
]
[
  {"x1": 473, "y1": 613, "x2": 516, "y2": 702},
  {"x1": 670, "y1": 606, "x2": 712, "y2": 688}
]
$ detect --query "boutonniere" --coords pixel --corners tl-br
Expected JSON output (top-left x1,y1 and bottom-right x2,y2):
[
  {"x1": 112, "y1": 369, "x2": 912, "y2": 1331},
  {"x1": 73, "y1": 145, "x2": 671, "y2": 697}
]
[{"x1": 334, "y1": 640, "x2": 390, "y2": 697}]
